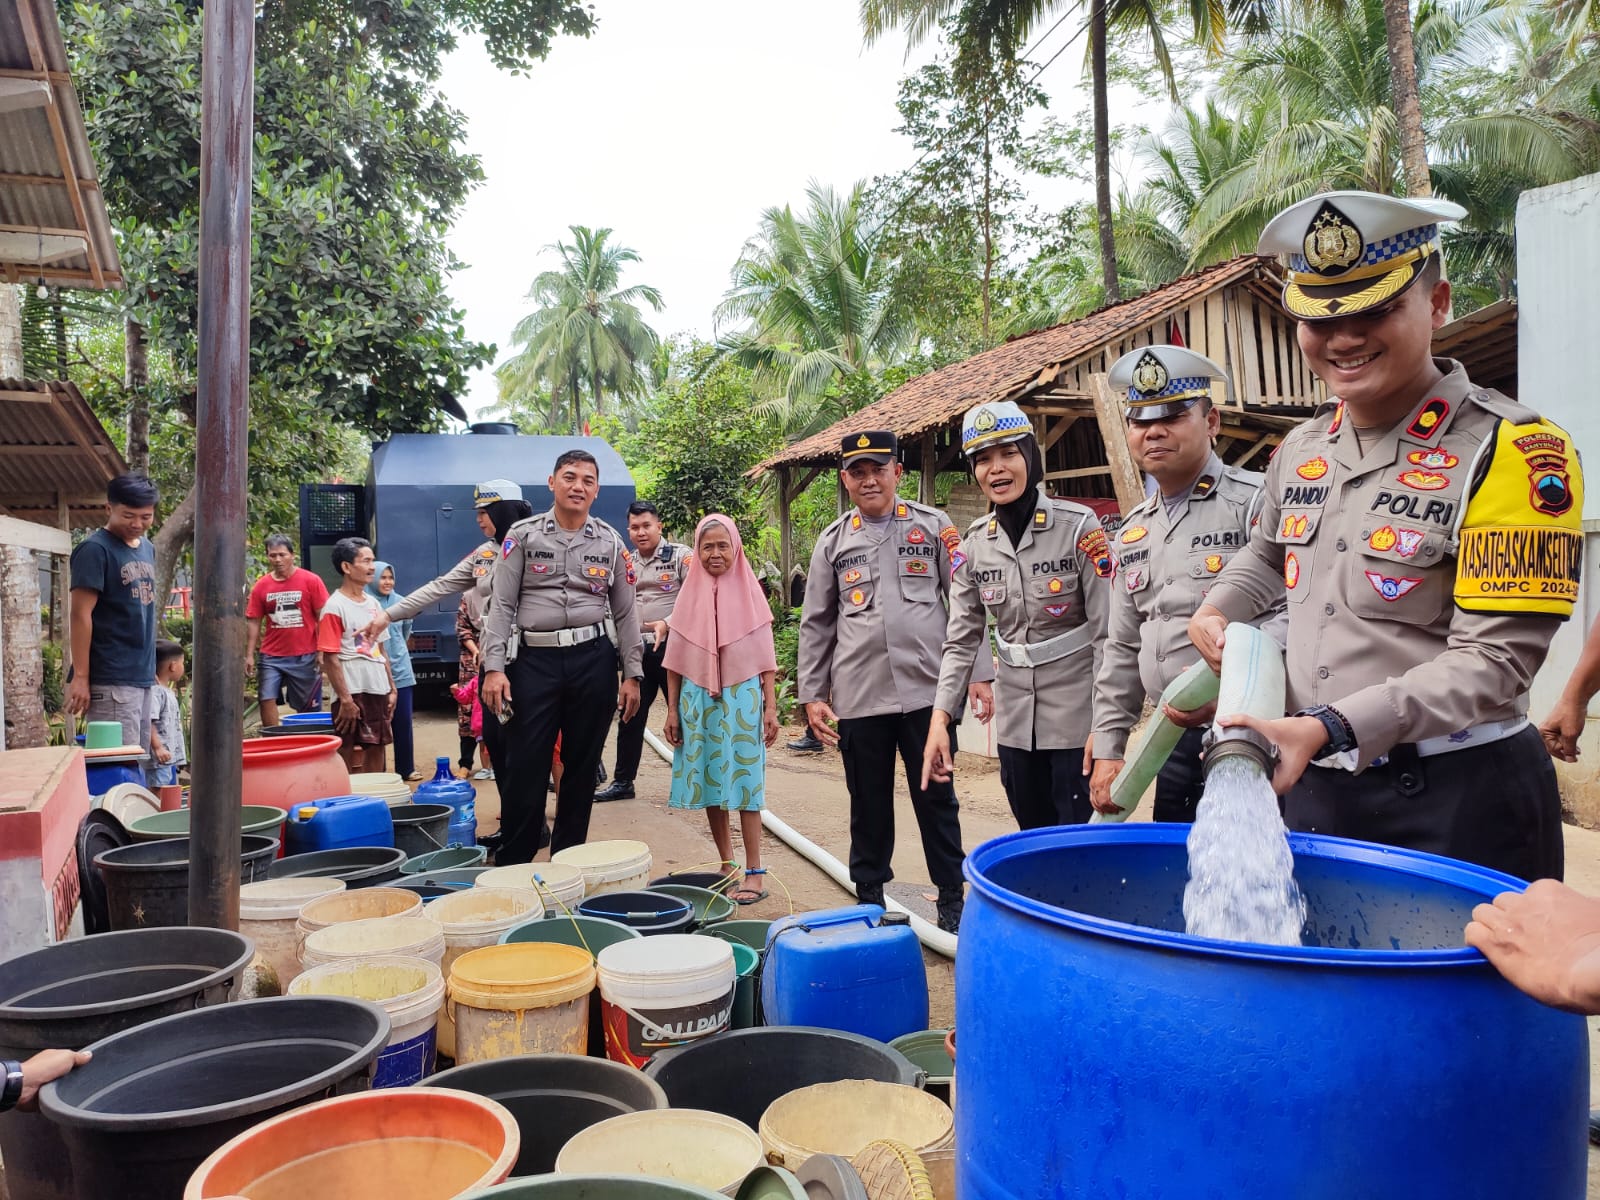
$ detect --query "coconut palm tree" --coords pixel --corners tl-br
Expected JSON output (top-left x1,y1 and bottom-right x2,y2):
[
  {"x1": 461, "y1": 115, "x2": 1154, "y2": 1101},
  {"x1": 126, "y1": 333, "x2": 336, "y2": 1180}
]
[
  {"x1": 496, "y1": 226, "x2": 663, "y2": 433},
  {"x1": 860, "y1": 0, "x2": 1267, "y2": 304},
  {"x1": 715, "y1": 180, "x2": 914, "y2": 437}
]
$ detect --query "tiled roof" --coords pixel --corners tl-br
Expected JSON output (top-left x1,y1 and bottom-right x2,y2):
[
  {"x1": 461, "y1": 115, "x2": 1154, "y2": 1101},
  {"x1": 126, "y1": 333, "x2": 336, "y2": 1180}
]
[
  {"x1": 0, "y1": 377, "x2": 127, "y2": 526},
  {"x1": 754, "y1": 255, "x2": 1283, "y2": 473}
]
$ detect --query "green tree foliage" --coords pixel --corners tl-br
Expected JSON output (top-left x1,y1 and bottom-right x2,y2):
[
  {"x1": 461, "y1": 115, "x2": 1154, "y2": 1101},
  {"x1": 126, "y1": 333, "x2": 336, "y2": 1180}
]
[
  {"x1": 496, "y1": 226, "x2": 664, "y2": 433},
  {"x1": 615, "y1": 342, "x2": 780, "y2": 541},
  {"x1": 868, "y1": 53, "x2": 1047, "y2": 353},
  {"x1": 717, "y1": 181, "x2": 914, "y2": 436}
]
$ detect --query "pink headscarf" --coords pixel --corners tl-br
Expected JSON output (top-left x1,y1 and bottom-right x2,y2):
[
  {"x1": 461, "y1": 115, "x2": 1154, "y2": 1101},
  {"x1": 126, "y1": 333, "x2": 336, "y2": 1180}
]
[{"x1": 663, "y1": 514, "x2": 776, "y2": 696}]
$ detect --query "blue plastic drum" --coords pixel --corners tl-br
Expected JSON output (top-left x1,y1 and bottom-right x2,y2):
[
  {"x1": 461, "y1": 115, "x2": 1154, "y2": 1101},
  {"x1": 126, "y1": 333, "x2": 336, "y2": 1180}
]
[{"x1": 957, "y1": 825, "x2": 1588, "y2": 1199}]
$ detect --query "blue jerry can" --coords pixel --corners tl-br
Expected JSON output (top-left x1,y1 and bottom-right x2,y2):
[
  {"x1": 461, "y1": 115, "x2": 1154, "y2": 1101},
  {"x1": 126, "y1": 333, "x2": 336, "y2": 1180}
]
[
  {"x1": 761, "y1": 904, "x2": 928, "y2": 1043},
  {"x1": 283, "y1": 793, "x2": 395, "y2": 855}
]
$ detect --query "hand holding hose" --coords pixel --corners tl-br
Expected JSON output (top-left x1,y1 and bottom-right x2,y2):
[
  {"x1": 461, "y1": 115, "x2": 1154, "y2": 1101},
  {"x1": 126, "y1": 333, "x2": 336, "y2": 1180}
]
[{"x1": 1187, "y1": 606, "x2": 1228, "y2": 673}]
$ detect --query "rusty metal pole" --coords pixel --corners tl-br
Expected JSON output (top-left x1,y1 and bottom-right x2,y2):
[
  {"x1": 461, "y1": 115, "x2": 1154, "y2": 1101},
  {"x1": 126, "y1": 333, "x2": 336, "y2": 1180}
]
[{"x1": 187, "y1": 0, "x2": 254, "y2": 928}]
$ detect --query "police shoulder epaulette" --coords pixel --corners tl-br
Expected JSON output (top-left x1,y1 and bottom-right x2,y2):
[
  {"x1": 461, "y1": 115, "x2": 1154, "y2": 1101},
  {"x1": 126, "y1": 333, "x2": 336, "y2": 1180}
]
[
  {"x1": 965, "y1": 512, "x2": 991, "y2": 533},
  {"x1": 1220, "y1": 463, "x2": 1267, "y2": 491},
  {"x1": 1464, "y1": 386, "x2": 1539, "y2": 427},
  {"x1": 820, "y1": 512, "x2": 852, "y2": 539}
]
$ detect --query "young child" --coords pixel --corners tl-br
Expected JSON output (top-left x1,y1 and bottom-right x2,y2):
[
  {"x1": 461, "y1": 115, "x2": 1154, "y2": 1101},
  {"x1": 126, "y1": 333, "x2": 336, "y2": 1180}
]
[
  {"x1": 316, "y1": 536, "x2": 395, "y2": 771},
  {"x1": 146, "y1": 639, "x2": 187, "y2": 789}
]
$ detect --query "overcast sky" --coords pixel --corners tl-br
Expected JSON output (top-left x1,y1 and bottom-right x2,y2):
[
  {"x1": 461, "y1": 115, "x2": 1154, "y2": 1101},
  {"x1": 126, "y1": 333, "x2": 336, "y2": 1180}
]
[{"x1": 436, "y1": 0, "x2": 1113, "y2": 418}]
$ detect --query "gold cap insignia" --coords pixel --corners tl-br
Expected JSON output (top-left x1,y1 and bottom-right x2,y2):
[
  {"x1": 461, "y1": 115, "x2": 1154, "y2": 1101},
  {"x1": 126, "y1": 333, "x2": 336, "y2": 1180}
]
[
  {"x1": 1130, "y1": 351, "x2": 1169, "y2": 397},
  {"x1": 973, "y1": 408, "x2": 998, "y2": 432},
  {"x1": 1302, "y1": 201, "x2": 1364, "y2": 277},
  {"x1": 856, "y1": 434, "x2": 871, "y2": 448}
]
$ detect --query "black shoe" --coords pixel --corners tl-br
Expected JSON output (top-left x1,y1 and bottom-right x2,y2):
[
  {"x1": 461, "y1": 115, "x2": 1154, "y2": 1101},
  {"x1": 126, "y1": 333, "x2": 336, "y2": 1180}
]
[
  {"x1": 857, "y1": 883, "x2": 884, "y2": 909},
  {"x1": 596, "y1": 762, "x2": 607, "y2": 785},
  {"x1": 594, "y1": 779, "x2": 635, "y2": 802},
  {"x1": 937, "y1": 887, "x2": 965, "y2": 935},
  {"x1": 787, "y1": 731, "x2": 825, "y2": 752},
  {"x1": 1590, "y1": 1109, "x2": 1600, "y2": 1146}
]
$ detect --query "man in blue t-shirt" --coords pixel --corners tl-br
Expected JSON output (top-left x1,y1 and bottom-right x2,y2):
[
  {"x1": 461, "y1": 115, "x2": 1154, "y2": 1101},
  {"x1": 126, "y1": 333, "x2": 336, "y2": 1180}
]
[{"x1": 68, "y1": 474, "x2": 161, "y2": 756}]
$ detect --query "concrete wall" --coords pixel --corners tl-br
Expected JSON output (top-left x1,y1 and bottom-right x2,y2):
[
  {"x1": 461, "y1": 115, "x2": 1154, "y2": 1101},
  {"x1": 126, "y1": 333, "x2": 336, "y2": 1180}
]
[{"x1": 1518, "y1": 172, "x2": 1600, "y2": 821}]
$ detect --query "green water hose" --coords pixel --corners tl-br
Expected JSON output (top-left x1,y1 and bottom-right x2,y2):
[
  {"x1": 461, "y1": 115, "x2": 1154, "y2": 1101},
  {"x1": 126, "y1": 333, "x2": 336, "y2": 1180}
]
[{"x1": 1091, "y1": 659, "x2": 1220, "y2": 823}]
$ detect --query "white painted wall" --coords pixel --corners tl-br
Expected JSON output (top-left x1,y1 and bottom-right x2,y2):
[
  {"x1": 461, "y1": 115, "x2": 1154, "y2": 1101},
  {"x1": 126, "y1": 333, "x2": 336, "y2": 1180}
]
[{"x1": 1517, "y1": 173, "x2": 1600, "y2": 806}]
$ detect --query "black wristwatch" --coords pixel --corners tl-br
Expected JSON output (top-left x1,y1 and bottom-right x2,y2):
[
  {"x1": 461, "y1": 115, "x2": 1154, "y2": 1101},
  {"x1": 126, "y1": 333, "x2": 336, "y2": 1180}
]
[
  {"x1": 1299, "y1": 705, "x2": 1357, "y2": 756},
  {"x1": 1, "y1": 1059, "x2": 25, "y2": 1111}
]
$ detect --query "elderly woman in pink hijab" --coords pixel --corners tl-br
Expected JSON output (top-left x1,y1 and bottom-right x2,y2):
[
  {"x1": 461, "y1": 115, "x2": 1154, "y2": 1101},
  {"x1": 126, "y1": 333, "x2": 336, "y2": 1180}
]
[{"x1": 662, "y1": 514, "x2": 780, "y2": 905}]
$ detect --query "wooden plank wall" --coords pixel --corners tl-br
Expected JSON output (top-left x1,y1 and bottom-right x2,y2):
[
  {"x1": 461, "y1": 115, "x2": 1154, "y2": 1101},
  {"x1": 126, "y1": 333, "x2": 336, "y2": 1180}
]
[{"x1": 1046, "y1": 284, "x2": 1325, "y2": 410}]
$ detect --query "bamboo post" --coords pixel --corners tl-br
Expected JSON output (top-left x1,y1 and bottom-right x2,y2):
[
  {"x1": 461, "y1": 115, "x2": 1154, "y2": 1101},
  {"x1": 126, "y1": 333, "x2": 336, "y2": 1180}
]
[{"x1": 1089, "y1": 372, "x2": 1145, "y2": 514}]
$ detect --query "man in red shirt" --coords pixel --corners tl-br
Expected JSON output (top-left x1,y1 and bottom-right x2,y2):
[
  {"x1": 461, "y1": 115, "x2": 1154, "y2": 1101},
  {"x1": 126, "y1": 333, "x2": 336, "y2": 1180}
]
[{"x1": 246, "y1": 534, "x2": 330, "y2": 726}]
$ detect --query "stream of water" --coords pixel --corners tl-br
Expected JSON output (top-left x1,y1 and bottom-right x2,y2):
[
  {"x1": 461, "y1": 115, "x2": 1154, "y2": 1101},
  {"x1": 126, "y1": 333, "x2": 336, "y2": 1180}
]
[{"x1": 1183, "y1": 754, "x2": 1306, "y2": 946}]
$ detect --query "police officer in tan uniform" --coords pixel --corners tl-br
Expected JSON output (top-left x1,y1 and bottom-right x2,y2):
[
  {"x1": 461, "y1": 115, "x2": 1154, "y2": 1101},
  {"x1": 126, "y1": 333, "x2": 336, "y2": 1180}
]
[
  {"x1": 1089, "y1": 348, "x2": 1285, "y2": 821},
  {"x1": 362, "y1": 480, "x2": 532, "y2": 781},
  {"x1": 798, "y1": 430, "x2": 995, "y2": 933},
  {"x1": 595, "y1": 500, "x2": 693, "y2": 802},
  {"x1": 924, "y1": 401, "x2": 1112, "y2": 828},
  {"x1": 1192, "y1": 191, "x2": 1584, "y2": 882},
  {"x1": 483, "y1": 451, "x2": 644, "y2": 861}
]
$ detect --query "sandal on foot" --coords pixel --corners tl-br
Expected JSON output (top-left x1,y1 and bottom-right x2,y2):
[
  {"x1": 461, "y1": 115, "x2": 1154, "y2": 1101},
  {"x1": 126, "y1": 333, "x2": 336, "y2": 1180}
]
[{"x1": 732, "y1": 867, "x2": 768, "y2": 905}]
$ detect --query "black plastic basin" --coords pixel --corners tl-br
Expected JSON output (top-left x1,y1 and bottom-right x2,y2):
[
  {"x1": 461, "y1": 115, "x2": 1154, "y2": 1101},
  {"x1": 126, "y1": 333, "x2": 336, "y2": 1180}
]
[
  {"x1": 270, "y1": 845, "x2": 407, "y2": 887},
  {"x1": 390, "y1": 803, "x2": 452, "y2": 858},
  {"x1": 93, "y1": 835, "x2": 279, "y2": 930},
  {"x1": 423, "y1": 1053, "x2": 667, "y2": 1176},
  {"x1": 0, "y1": 927, "x2": 253, "y2": 1200},
  {"x1": 38, "y1": 995, "x2": 389, "y2": 1200},
  {"x1": 643, "y1": 1025, "x2": 925, "y2": 1130}
]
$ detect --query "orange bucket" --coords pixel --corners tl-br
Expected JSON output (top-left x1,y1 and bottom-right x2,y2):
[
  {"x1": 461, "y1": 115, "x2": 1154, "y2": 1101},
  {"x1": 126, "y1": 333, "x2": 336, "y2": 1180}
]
[{"x1": 182, "y1": 1088, "x2": 518, "y2": 1200}]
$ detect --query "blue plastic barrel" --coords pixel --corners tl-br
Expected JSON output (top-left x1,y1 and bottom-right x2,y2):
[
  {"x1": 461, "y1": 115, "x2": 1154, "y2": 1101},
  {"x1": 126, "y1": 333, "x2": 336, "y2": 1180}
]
[
  {"x1": 761, "y1": 905, "x2": 927, "y2": 1043},
  {"x1": 958, "y1": 825, "x2": 1589, "y2": 1198},
  {"x1": 284, "y1": 794, "x2": 395, "y2": 855},
  {"x1": 85, "y1": 759, "x2": 144, "y2": 796}
]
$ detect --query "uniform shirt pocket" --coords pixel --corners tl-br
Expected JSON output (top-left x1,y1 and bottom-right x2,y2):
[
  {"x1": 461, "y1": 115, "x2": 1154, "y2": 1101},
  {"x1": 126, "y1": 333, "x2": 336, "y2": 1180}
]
[
  {"x1": 839, "y1": 567, "x2": 875, "y2": 616},
  {"x1": 1350, "y1": 526, "x2": 1447, "y2": 624},
  {"x1": 578, "y1": 564, "x2": 612, "y2": 594},
  {"x1": 1271, "y1": 518, "x2": 1318, "y2": 605},
  {"x1": 978, "y1": 583, "x2": 1008, "y2": 610},
  {"x1": 1027, "y1": 576, "x2": 1076, "y2": 621},
  {"x1": 899, "y1": 556, "x2": 939, "y2": 602}
]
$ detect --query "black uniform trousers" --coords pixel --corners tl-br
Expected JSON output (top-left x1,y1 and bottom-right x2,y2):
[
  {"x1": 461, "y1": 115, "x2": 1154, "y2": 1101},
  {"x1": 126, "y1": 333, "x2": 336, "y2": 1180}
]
[
  {"x1": 1153, "y1": 726, "x2": 1206, "y2": 823},
  {"x1": 499, "y1": 637, "x2": 618, "y2": 863},
  {"x1": 837, "y1": 707, "x2": 965, "y2": 890},
  {"x1": 1287, "y1": 724, "x2": 1563, "y2": 883},
  {"x1": 611, "y1": 643, "x2": 667, "y2": 782},
  {"x1": 998, "y1": 742, "x2": 1093, "y2": 829}
]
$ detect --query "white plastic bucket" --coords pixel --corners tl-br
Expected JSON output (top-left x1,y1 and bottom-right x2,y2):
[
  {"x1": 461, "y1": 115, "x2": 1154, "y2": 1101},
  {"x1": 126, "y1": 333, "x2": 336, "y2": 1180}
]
[
  {"x1": 288, "y1": 955, "x2": 445, "y2": 1087},
  {"x1": 554, "y1": 1108, "x2": 763, "y2": 1195},
  {"x1": 239, "y1": 876, "x2": 346, "y2": 988},
  {"x1": 300, "y1": 915, "x2": 446, "y2": 971},
  {"x1": 346, "y1": 771, "x2": 413, "y2": 806},
  {"x1": 478, "y1": 862, "x2": 586, "y2": 911},
  {"x1": 552, "y1": 839, "x2": 653, "y2": 897},
  {"x1": 424, "y1": 886, "x2": 545, "y2": 1058},
  {"x1": 295, "y1": 886, "x2": 424, "y2": 957},
  {"x1": 596, "y1": 934, "x2": 736, "y2": 1068}
]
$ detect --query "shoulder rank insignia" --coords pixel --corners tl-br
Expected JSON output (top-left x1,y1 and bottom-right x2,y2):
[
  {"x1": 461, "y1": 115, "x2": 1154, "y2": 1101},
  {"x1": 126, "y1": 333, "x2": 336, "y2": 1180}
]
[
  {"x1": 1034, "y1": 510, "x2": 1047, "y2": 526},
  {"x1": 895, "y1": 503, "x2": 909, "y2": 518},
  {"x1": 850, "y1": 514, "x2": 862, "y2": 531},
  {"x1": 1328, "y1": 401, "x2": 1345, "y2": 435},
  {"x1": 1193, "y1": 475, "x2": 1215, "y2": 495},
  {"x1": 1405, "y1": 398, "x2": 1449, "y2": 441}
]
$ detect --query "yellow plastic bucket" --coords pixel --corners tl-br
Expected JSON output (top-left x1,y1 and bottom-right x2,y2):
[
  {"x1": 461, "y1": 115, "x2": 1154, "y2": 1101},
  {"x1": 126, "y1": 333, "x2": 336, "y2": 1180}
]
[
  {"x1": 424, "y1": 887, "x2": 544, "y2": 1058},
  {"x1": 447, "y1": 942, "x2": 596, "y2": 1063}
]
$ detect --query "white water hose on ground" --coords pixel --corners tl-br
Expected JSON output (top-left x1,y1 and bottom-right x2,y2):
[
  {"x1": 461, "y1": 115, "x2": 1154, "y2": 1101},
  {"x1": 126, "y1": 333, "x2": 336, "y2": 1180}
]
[{"x1": 641, "y1": 727, "x2": 958, "y2": 959}]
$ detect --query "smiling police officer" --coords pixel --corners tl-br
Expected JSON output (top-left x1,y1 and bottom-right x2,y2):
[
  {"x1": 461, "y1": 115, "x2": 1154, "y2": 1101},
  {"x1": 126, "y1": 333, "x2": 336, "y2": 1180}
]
[
  {"x1": 798, "y1": 430, "x2": 995, "y2": 932},
  {"x1": 482, "y1": 451, "x2": 644, "y2": 861},
  {"x1": 923, "y1": 401, "x2": 1112, "y2": 829},
  {"x1": 1089, "y1": 347, "x2": 1286, "y2": 821},
  {"x1": 1190, "y1": 190, "x2": 1584, "y2": 882}
]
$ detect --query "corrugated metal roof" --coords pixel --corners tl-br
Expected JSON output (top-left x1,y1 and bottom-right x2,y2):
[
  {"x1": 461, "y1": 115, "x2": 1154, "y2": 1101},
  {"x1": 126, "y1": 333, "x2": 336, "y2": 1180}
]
[
  {"x1": 0, "y1": 0, "x2": 122, "y2": 289},
  {"x1": 0, "y1": 377, "x2": 127, "y2": 525},
  {"x1": 1433, "y1": 298, "x2": 1516, "y2": 398},
  {"x1": 754, "y1": 255, "x2": 1286, "y2": 473}
]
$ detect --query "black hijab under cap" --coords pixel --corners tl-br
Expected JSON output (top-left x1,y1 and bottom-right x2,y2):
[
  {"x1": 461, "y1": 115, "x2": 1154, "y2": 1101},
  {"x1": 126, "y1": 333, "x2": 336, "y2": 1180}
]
[
  {"x1": 486, "y1": 499, "x2": 534, "y2": 543},
  {"x1": 991, "y1": 436, "x2": 1046, "y2": 549}
]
